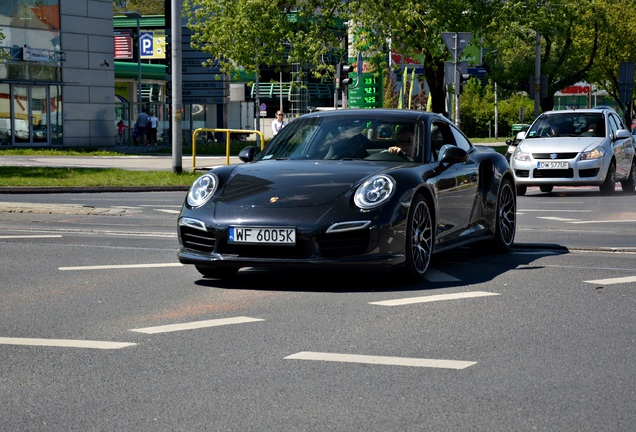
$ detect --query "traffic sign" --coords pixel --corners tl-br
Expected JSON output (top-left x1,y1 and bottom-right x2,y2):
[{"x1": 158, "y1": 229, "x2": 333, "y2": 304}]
[{"x1": 442, "y1": 32, "x2": 472, "y2": 59}]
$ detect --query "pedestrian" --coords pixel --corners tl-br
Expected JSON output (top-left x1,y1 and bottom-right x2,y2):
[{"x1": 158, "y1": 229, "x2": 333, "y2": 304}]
[
  {"x1": 116, "y1": 119, "x2": 129, "y2": 145},
  {"x1": 136, "y1": 107, "x2": 150, "y2": 145},
  {"x1": 148, "y1": 111, "x2": 159, "y2": 145},
  {"x1": 272, "y1": 111, "x2": 286, "y2": 136}
]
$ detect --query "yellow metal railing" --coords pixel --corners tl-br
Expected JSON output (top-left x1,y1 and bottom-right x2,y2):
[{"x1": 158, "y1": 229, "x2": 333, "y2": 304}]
[{"x1": 191, "y1": 128, "x2": 265, "y2": 172}]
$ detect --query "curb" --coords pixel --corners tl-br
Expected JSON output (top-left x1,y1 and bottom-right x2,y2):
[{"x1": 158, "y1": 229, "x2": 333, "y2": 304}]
[{"x1": 0, "y1": 185, "x2": 189, "y2": 194}]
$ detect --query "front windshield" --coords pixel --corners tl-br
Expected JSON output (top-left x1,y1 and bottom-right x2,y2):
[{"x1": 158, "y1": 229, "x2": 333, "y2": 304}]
[
  {"x1": 526, "y1": 112, "x2": 605, "y2": 138},
  {"x1": 256, "y1": 115, "x2": 420, "y2": 162}
]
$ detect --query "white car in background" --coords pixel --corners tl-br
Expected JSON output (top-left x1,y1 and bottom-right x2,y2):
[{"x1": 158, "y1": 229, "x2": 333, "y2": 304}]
[{"x1": 510, "y1": 107, "x2": 636, "y2": 195}]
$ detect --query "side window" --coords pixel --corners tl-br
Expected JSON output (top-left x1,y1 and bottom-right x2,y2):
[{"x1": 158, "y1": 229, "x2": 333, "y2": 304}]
[
  {"x1": 430, "y1": 121, "x2": 455, "y2": 161},
  {"x1": 608, "y1": 114, "x2": 620, "y2": 138},
  {"x1": 450, "y1": 125, "x2": 471, "y2": 152}
]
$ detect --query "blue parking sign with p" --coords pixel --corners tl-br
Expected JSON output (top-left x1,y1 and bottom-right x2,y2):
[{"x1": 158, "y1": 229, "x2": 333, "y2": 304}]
[{"x1": 140, "y1": 32, "x2": 154, "y2": 57}]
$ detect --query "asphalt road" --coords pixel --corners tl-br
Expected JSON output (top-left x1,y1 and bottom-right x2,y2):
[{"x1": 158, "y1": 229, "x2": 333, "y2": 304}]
[{"x1": 1, "y1": 189, "x2": 635, "y2": 431}]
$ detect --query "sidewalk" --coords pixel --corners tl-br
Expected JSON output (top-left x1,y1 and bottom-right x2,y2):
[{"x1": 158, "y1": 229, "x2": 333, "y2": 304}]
[{"x1": 0, "y1": 151, "x2": 240, "y2": 172}]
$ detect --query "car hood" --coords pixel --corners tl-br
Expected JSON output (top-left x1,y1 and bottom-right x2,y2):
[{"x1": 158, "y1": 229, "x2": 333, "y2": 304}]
[
  {"x1": 220, "y1": 160, "x2": 394, "y2": 207},
  {"x1": 519, "y1": 137, "x2": 604, "y2": 153}
]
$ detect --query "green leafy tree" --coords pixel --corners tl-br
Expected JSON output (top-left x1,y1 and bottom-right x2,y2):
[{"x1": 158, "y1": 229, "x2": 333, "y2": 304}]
[
  {"x1": 347, "y1": 0, "x2": 497, "y2": 114},
  {"x1": 585, "y1": 0, "x2": 636, "y2": 126},
  {"x1": 182, "y1": 0, "x2": 347, "y2": 83},
  {"x1": 483, "y1": 0, "x2": 608, "y2": 113},
  {"x1": 113, "y1": 0, "x2": 164, "y2": 15}
]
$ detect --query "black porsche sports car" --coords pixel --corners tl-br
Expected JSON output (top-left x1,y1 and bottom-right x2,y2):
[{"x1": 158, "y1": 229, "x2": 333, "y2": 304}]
[{"x1": 177, "y1": 109, "x2": 516, "y2": 281}]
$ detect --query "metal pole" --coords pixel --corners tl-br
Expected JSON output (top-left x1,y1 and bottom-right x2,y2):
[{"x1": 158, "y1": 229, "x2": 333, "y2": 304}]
[
  {"x1": 171, "y1": 0, "x2": 182, "y2": 173},
  {"x1": 454, "y1": 33, "x2": 460, "y2": 128},
  {"x1": 534, "y1": 30, "x2": 541, "y2": 117},
  {"x1": 136, "y1": 17, "x2": 142, "y2": 106}
]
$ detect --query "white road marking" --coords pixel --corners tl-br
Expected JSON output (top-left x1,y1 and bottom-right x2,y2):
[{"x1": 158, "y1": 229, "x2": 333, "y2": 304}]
[
  {"x1": 130, "y1": 316, "x2": 265, "y2": 334},
  {"x1": 424, "y1": 268, "x2": 460, "y2": 282},
  {"x1": 537, "y1": 216, "x2": 579, "y2": 221},
  {"x1": 584, "y1": 276, "x2": 636, "y2": 285},
  {"x1": 0, "y1": 235, "x2": 62, "y2": 239},
  {"x1": 285, "y1": 352, "x2": 477, "y2": 369},
  {"x1": 0, "y1": 337, "x2": 136, "y2": 350},
  {"x1": 155, "y1": 209, "x2": 180, "y2": 214},
  {"x1": 569, "y1": 219, "x2": 636, "y2": 224},
  {"x1": 519, "y1": 209, "x2": 591, "y2": 212},
  {"x1": 59, "y1": 263, "x2": 184, "y2": 271},
  {"x1": 369, "y1": 291, "x2": 499, "y2": 306}
]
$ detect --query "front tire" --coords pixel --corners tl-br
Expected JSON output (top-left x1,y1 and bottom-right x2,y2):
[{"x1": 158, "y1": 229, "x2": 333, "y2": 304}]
[
  {"x1": 620, "y1": 159, "x2": 635, "y2": 193},
  {"x1": 540, "y1": 185, "x2": 553, "y2": 193},
  {"x1": 491, "y1": 178, "x2": 516, "y2": 251},
  {"x1": 599, "y1": 161, "x2": 616, "y2": 195},
  {"x1": 403, "y1": 195, "x2": 433, "y2": 281}
]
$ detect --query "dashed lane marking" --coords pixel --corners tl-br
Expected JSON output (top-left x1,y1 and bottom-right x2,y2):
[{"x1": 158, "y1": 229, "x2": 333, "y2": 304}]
[
  {"x1": 584, "y1": 276, "x2": 636, "y2": 285},
  {"x1": 0, "y1": 235, "x2": 62, "y2": 239},
  {"x1": 285, "y1": 352, "x2": 477, "y2": 369},
  {"x1": 369, "y1": 290, "x2": 499, "y2": 306},
  {"x1": 59, "y1": 263, "x2": 184, "y2": 271},
  {"x1": 0, "y1": 337, "x2": 136, "y2": 350},
  {"x1": 130, "y1": 316, "x2": 265, "y2": 334}
]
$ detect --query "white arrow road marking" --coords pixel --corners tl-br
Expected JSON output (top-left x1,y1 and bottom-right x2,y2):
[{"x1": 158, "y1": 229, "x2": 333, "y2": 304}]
[
  {"x1": 59, "y1": 263, "x2": 184, "y2": 271},
  {"x1": 369, "y1": 290, "x2": 499, "y2": 306},
  {"x1": 0, "y1": 337, "x2": 136, "y2": 350},
  {"x1": 130, "y1": 316, "x2": 265, "y2": 334},
  {"x1": 285, "y1": 352, "x2": 477, "y2": 369},
  {"x1": 584, "y1": 276, "x2": 636, "y2": 285}
]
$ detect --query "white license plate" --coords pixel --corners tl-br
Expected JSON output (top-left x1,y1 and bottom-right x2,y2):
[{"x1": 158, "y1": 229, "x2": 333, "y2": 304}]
[
  {"x1": 537, "y1": 161, "x2": 569, "y2": 169},
  {"x1": 228, "y1": 227, "x2": 296, "y2": 245}
]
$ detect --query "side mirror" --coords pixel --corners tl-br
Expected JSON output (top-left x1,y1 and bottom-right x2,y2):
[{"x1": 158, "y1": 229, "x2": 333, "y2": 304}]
[
  {"x1": 615, "y1": 129, "x2": 631, "y2": 140},
  {"x1": 438, "y1": 145, "x2": 468, "y2": 164},
  {"x1": 515, "y1": 131, "x2": 526, "y2": 141},
  {"x1": 238, "y1": 146, "x2": 257, "y2": 163}
]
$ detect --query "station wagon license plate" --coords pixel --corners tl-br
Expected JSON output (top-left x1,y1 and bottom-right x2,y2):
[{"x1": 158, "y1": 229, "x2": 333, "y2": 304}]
[
  {"x1": 228, "y1": 226, "x2": 296, "y2": 245},
  {"x1": 537, "y1": 161, "x2": 568, "y2": 169}
]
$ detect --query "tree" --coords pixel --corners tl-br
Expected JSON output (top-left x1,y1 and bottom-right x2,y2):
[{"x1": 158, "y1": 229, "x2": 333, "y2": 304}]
[
  {"x1": 347, "y1": 0, "x2": 498, "y2": 114},
  {"x1": 113, "y1": 0, "x2": 164, "y2": 15},
  {"x1": 482, "y1": 0, "x2": 610, "y2": 113},
  {"x1": 585, "y1": 0, "x2": 636, "y2": 126},
  {"x1": 182, "y1": 0, "x2": 347, "y2": 82}
]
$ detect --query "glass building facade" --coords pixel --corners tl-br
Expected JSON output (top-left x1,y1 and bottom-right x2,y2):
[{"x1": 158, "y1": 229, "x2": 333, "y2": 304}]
[{"x1": 0, "y1": 1, "x2": 64, "y2": 146}]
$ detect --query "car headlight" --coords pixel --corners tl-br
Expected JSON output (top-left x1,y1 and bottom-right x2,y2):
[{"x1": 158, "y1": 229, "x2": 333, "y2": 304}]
[
  {"x1": 580, "y1": 146, "x2": 605, "y2": 161},
  {"x1": 187, "y1": 173, "x2": 219, "y2": 207},
  {"x1": 353, "y1": 175, "x2": 395, "y2": 210},
  {"x1": 512, "y1": 147, "x2": 531, "y2": 162}
]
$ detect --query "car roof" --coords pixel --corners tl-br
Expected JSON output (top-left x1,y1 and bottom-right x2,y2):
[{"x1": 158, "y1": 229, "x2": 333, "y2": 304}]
[{"x1": 300, "y1": 108, "x2": 449, "y2": 123}]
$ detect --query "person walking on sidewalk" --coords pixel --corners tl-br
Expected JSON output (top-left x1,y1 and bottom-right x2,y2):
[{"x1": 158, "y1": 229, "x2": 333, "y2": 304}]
[
  {"x1": 148, "y1": 111, "x2": 159, "y2": 145},
  {"x1": 136, "y1": 107, "x2": 150, "y2": 146},
  {"x1": 116, "y1": 119, "x2": 129, "y2": 145}
]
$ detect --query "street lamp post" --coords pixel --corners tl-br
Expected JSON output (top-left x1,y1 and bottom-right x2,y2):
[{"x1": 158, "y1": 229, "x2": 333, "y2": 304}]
[{"x1": 124, "y1": 11, "x2": 142, "y2": 107}]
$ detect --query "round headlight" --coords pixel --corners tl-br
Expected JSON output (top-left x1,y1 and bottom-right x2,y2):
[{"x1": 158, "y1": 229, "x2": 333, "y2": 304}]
[
  {"x1": 187, "y1": 173, "x2": 219, "y2": 207},
  {"x1": 354, "y1": 175, "x2": 395, "y2": 210}
]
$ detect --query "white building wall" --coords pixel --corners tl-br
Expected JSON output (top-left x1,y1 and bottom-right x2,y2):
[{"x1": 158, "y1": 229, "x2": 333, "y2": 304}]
[{"x1": 60, "y1": 0, "x2": 115, "y2": 147}]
